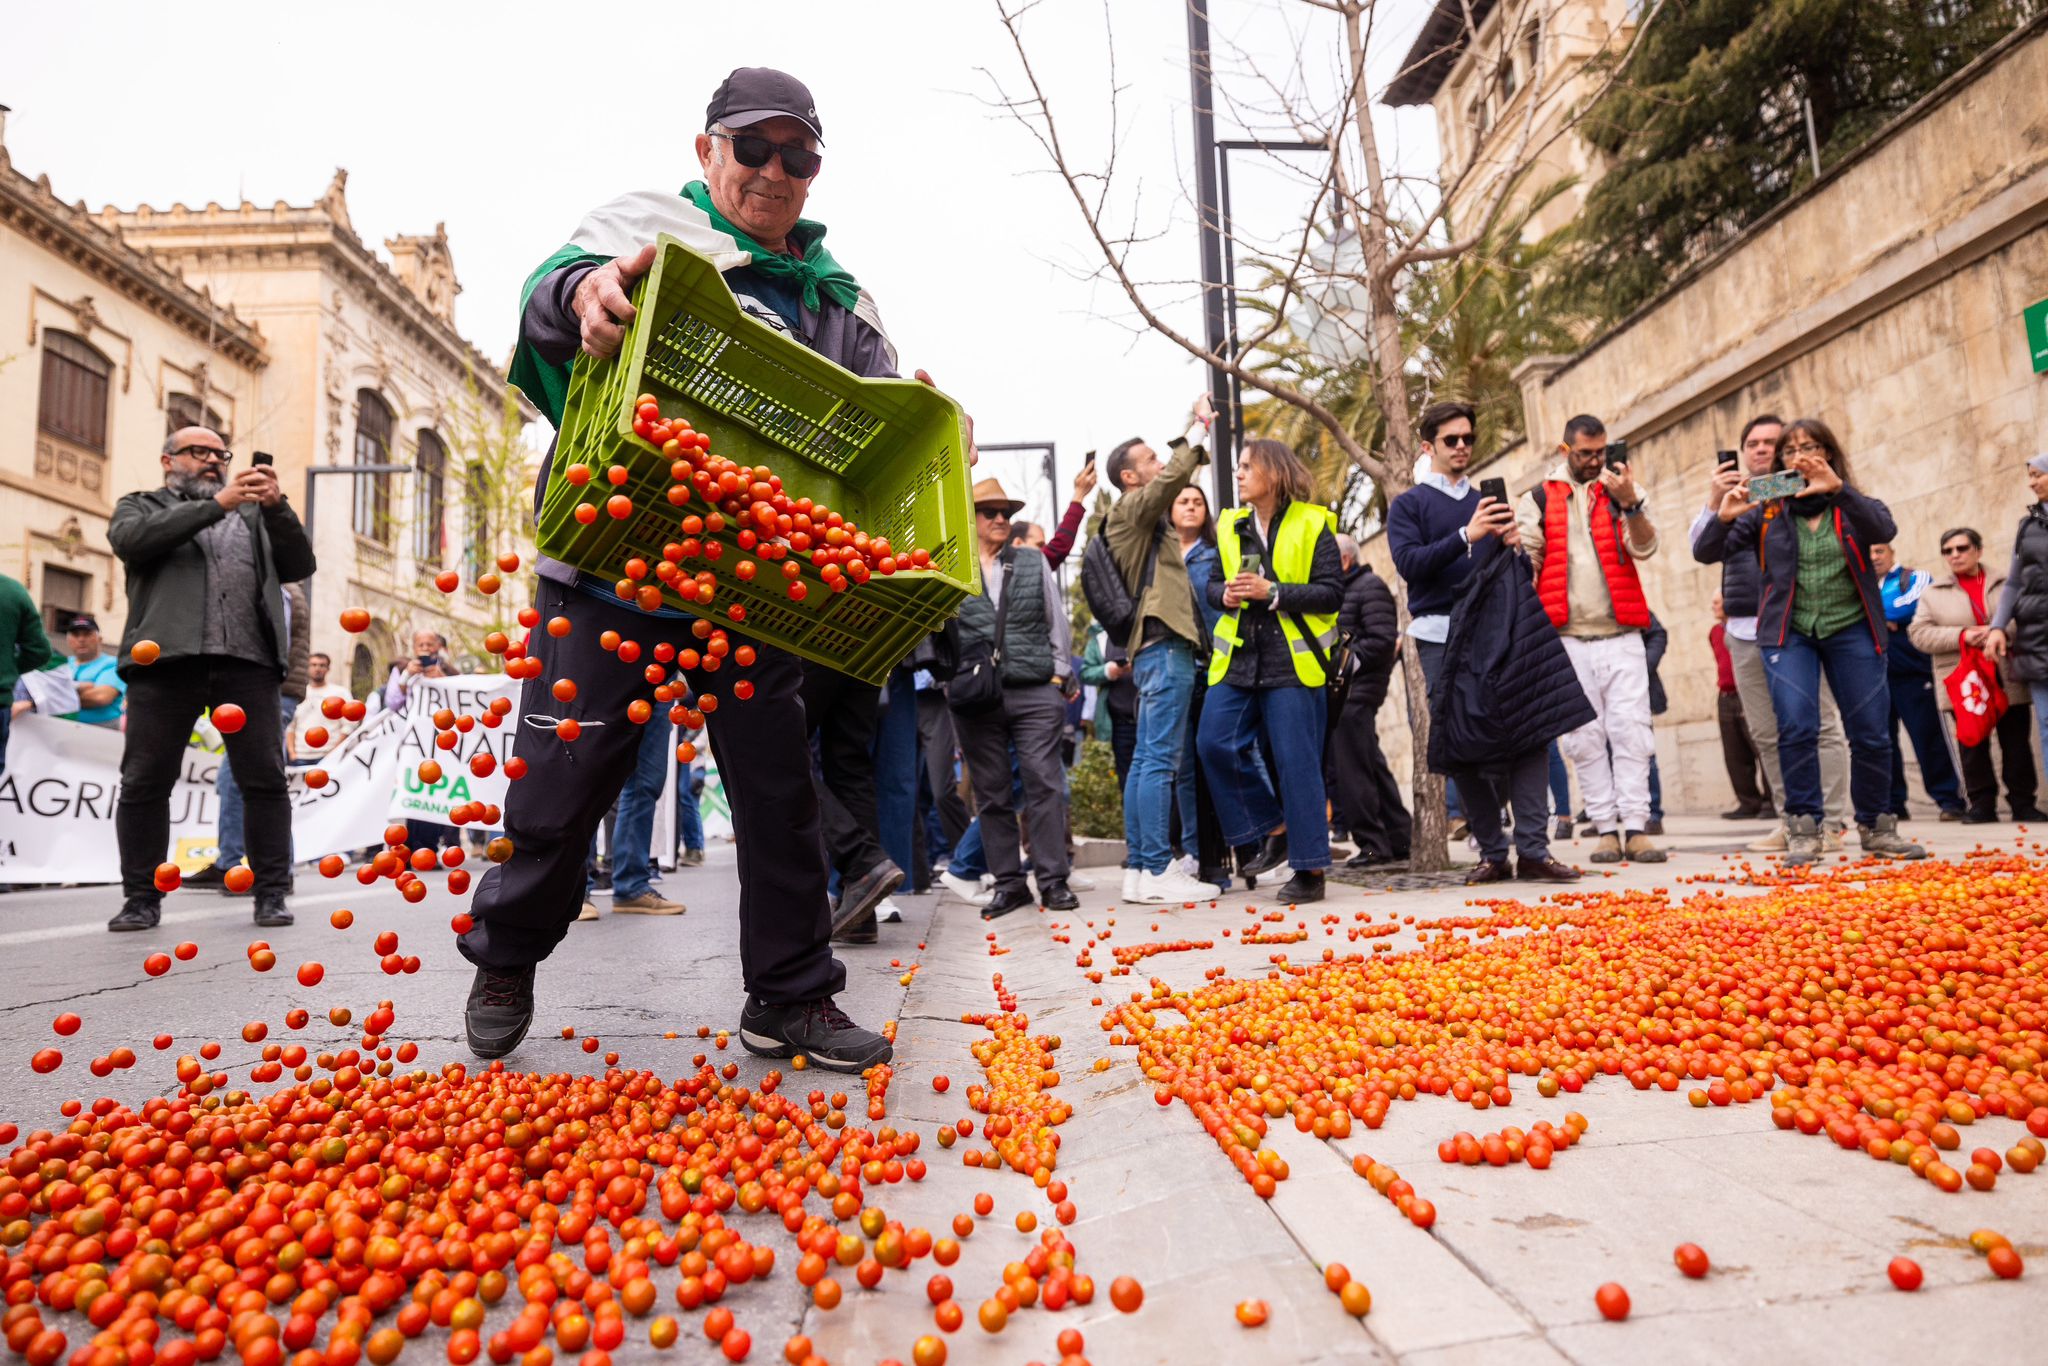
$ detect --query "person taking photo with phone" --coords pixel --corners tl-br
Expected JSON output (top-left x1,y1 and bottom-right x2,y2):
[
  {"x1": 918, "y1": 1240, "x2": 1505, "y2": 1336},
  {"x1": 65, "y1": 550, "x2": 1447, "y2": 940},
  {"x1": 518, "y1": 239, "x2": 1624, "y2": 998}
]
[
  {"x1": 1514, "y1": 415, "x2": 1664, "y2": 864},
  {"x1": 1693, "y1": 418, "x2": 1925, "y2": 864}
]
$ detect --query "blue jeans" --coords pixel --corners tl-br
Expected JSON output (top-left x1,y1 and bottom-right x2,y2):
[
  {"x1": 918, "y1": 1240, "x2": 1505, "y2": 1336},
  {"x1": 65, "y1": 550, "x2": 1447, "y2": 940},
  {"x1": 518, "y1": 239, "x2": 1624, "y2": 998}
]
[
  {"x1": 608, "y1": 719, "x2": 673, "y2": 898},
  {"x1": 217, "y1": 694, "x2": 298, "y2": 866},
  {"x1": 1547, "y1": 741, "x2": 1571, "y2": 817},
  {"x1": 1762, "y1": 626, "x2": 1892, "y2": 826},
  {"x1": 1197, "y1": 682, "x2": 1332, "y2": 871},
  {"x1": 1124, "y1": 639, "x2": 1197, "y2": 875},
  {"x1": 949, "y1": 817, "x2": 986, "y2": 881},
  {"x1": 873, "y1": 666, "x2": 920, "y2": 876},
  {"x1": 2033, "y1": 684, "x2": 2048, "y2": 769},
  {"x1": 676, "y1": 763, "x2": 704, "y2": 852},
  {"x1": 1888, "y1": 671, "x2": 1964, "y2": 814}
]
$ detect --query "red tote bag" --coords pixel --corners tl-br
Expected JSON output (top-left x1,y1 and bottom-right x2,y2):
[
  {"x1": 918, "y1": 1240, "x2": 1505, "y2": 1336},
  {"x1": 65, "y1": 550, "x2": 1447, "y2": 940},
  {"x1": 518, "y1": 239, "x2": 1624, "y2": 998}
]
[{"x1": 1944, "y1": 639, "x2": 2009, "y2": 747}]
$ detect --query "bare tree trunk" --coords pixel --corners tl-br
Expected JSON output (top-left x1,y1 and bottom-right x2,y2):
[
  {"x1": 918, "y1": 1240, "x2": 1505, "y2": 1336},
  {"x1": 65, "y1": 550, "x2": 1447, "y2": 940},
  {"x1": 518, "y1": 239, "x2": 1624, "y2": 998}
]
[{"x1": 1340, "y1": 0, "x2": 1448, "y2": 871}]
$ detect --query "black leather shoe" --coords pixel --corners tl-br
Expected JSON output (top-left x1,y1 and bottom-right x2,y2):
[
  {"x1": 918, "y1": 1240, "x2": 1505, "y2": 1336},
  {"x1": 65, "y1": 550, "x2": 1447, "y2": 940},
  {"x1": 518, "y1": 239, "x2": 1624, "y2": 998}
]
[
  {"x1": 1642, "y1": 818, "x2": 1665, "y2": 836},
  {"x1": 1464, "y1": 860, "x2": 1513, "y2": 886},
  {"x1": 834, "y1": 859, "x2": 904, "y2": 937},
  {"x1": 1240, "y1": 833, "x2": 1289, "y2": 880},
  {"x1": 1037, "y1": 880, "x2": 1080, "y2": 911},
  {"x1": 253, "y1": 896, "x2": 293, "y2": 928},
  {"x1": 1517, "y1": 857, "x2": 1581, "y2": 883},
  {"x1": 1721, "y1": 806, "x2": 1765, "y2": 821},
  {"x1": 464, "y1": 965, "x2": 535, "y2": 1059},
  {"x1": 182, "y1": 863, "x2": 229, "y2": 889},
  {"x1": 1962, "y1": 808, "x2": 2000, "y2": 824},
  {"x1": 1275, "y1": 870, "x2": 1324, "y2": 902},
  {"x1": 831, "y1": 910, "x2": 878, "y2": 945},
  {"x1": 2014, "y1": 806, "x2": 2048, "y2": 822},
  {"x1": 107, "y1": 896, "x2": 161, "y2": 932},
  {"x1": 1232, "y1": 842, "x2": 1264, "y2": 888},
  {"x1": 1343, "y1": 849, "x2": 1389, "y2": 870},
  {"x1": 1939, "y1": 807, "x2": 1965, "y2": 822},
  {"x1": 740, "y1": 995, "x2": 892, "y2": 1071},
  {"x1": 980, "y1": 884, "x2": 1036, "y2": 920}
]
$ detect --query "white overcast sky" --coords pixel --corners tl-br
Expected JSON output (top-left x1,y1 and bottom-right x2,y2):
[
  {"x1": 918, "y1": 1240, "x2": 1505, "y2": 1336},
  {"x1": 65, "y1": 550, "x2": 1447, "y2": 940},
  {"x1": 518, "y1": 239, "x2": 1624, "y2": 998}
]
[{"x1": 4, "y1": 0, "x2": 1439, "y2": 529}]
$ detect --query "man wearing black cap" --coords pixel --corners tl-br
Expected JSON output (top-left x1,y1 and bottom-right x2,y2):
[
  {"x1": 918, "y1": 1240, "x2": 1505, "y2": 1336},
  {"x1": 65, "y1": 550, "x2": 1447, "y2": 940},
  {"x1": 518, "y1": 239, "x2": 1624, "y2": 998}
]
[
  {"x1": 57, "y1": 614, "x2": 125, "y2": 727},
  {"x1": 472, "y1": 68, "x2": 941, "y2": 1068}
]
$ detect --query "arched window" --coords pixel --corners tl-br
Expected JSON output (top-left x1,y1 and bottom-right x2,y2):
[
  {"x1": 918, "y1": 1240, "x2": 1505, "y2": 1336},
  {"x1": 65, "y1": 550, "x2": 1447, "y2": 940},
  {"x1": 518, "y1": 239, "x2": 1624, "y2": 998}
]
[
  {"x1": 38, "y1": 331, "x2": 113, "y2": 454},
  {"x1": 352, "y1": 391, "x2": 394, "y2": 541},
  {"x1": 167, "y1": 392, "x2": 230, "y2": 442},
  {"x1": 413, "y1": 430, "x2": 447, "y2": 566}
]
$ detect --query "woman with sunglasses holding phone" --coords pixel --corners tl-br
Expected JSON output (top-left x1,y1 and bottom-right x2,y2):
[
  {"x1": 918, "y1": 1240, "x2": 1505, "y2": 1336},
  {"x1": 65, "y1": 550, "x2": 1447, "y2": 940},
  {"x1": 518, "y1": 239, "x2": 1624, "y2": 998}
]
[{"x1": 1694, "y1": 418, "x2": 1926, "y2": 863}]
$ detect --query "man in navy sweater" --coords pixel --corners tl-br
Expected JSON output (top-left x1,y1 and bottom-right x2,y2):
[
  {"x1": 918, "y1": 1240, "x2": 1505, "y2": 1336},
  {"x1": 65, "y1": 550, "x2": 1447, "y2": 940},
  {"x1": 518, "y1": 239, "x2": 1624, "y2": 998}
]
[{"x1": 1386, "y1": 401, "x2": 1579, "y2": 886}]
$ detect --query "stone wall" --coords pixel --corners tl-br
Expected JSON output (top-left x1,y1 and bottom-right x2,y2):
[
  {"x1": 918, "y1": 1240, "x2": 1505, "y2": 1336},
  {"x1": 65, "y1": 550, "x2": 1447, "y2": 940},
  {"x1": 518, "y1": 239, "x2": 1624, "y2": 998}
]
[{"x1": 1367, "y1": 20, "x2": 2048, "y2": 816}]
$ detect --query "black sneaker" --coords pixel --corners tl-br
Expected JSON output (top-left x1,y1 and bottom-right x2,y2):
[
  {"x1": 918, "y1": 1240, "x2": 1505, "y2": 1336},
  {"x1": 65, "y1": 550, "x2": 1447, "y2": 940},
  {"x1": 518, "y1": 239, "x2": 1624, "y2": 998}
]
[
  {"x1": 831, "y1": 909, "x2": 878, "y2": 945},
  {"x1": 981, "y1": 884, "x2": 1035, "y2": 920},
  {"x1": 182, "y1": 863, "x2": 229, "y2": 889},
  {"x1": 465, "y1": 965, "x2": 536, "y2": 1059},
  {"x1": 253, "y1": 895, "x2": 292, "y2": 927},
  {"x1": 107, "y1": 896, "x2": 161, "y2": 932},
  {"x1": 739, "y1": 996, "x2": 892, "y2": 1072},
  {"x1": 1275, "y1": 869, "x2": 1325, "y2": 903},
  {"x1": 834, "y1": 860, "x2": 904, "y2": 937},
  {"x1": 1037, "y1": 879, "x2": 1080, "y2": 911}
]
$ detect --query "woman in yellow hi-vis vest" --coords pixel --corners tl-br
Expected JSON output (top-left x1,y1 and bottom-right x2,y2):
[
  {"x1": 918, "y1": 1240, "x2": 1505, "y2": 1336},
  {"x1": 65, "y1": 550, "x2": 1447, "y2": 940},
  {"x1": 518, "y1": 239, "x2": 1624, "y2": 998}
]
[{"x1": 1194, "y1": 439, "x2": 1345, "y2": 902}]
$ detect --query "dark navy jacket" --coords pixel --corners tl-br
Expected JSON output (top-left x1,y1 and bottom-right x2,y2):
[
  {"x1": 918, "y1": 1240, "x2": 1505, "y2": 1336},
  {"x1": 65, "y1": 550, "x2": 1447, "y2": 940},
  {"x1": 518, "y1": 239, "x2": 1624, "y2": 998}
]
[{"x1": 1692, "y1": 487, "x2": 1897, "y2": 651}]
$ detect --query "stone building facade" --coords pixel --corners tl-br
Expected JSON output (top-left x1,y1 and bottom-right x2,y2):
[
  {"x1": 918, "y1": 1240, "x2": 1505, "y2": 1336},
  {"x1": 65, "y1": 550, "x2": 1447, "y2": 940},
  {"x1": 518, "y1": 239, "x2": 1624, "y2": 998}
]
[
  {"x1": 1367, "y1": 21, "x2": 2048, "y2": 814},
  {"x1": 0, "y1": 142, "x2": 268, "y2": 642},
  {"x1": 1386, "y1": 0, "x2": 1642, "y2": 243},
  {"x1": 98, "y1": 171, "x2": 538, "y2": 696}
]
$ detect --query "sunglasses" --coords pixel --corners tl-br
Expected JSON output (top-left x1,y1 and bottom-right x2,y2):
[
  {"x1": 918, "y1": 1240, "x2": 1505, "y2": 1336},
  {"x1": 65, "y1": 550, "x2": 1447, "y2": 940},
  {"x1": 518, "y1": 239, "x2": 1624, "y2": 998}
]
[
  {"x1": 976, "y1": 506, "x2": 1013, "y2": 520},
  {"x1": 711, "y1": 132, "x2": 822, "y2": 179},
  {"x1": 1435, "y1": 432, "x2": 1475, "y2": 449},
  {"x1": 1942, "y1": 544, "x2": 1975, "y2": 555}
]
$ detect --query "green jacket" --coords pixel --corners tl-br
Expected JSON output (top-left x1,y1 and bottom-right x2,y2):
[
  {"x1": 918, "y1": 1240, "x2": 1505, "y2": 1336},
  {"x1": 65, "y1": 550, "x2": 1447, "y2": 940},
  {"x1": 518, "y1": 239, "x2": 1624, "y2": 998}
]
[
  {"x1": 1, "y1": 573, "x2": 53, "y2": 695},
  {"x1": 107, "y1": 487, "x2": 317, "y2": 680},
  {"x1": 1106, "y1": 437, "x2": 1207, "y2": 653}
]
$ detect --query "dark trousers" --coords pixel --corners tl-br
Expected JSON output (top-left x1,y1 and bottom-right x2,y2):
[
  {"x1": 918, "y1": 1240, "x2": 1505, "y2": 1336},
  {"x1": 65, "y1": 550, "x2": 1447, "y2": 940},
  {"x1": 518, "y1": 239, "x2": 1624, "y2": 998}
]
[
  {"x1": 120, "y1": 656, "x2": 292, "y2": 900},
  {"x1": 916, "y1": 691, "x2": 972, "y2": 847},
  {"x1": 1175, "y1": 680, "x2": 1233, "y2": 873},
  {"x1": 1415, "y1": 639, "x2": 1552, "y2": 865},
  {"x1": 460, "y1": 579, "x2": 842, "y2": 1006},
  {"x1": 804, "y1": 662, "x2": 886, "y2": 881},
  {"x1": 956, "y1": 684, "x2": 1071, "y2": 897},
  {"x1": 1332, "y1": 689, "x2": 1412, "y2": 859},
  {"x1": 1956, "y1": 702, "x2": 2038, "y2": 816},
  {"x1": 1886, "y1": 671, "x2": 1962, "y2": 815},
  {"x1": 1107, "y1": 704, "x2": 1137, "y2": 792},
  {"x1": 1718, "y1": 690, "x2": 1772, "y2": 812}
]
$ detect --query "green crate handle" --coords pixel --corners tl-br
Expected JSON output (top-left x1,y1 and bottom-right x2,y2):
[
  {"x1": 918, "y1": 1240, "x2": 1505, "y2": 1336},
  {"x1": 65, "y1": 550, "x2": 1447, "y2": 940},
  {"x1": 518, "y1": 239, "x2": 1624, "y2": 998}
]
[{"x1": 536, "y1": 235, "x2": 979, "y2": 687}]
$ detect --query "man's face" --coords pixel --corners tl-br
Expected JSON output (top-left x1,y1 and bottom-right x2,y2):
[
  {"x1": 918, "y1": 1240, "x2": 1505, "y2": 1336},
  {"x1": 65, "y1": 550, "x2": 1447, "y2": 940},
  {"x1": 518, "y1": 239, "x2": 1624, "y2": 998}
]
[
  {"x1": 163, "y1": 427, "x2": 230, "y2": 499},
  {"x1": 308, "y1": 656, "x2": 330, "y2": 686},
  {"x1": 1741, "y1": 422, "x2": 1782, "y2": 476},
  {"x1": 1561, "y1": 428, "x2": 1608, "y2": 483},
  {"x1": 1869, "y1": 544, "x2": 1895, "y2": 576},
  {"x1": 1426, "y1": 417, "x2": 1475, "y2": 475},
  {"x1": 413, "y1": 631, "x2": 443, "y2": 658},
  {"x1": 976, "y1": 505, "x2": 1012, "y2": 552},
  {"x1": 67, "y1": 627, "x2": 100, "y2": 661},
  {"x1": 694, "y1": 115, "x2": 817, "y2": 248},
  {"x1": 1118, "y1": 443, "x2": 1162, "y2": 492},
  {"x1": 1019, "y1": 523, "x2": 1046, "y2": 550}
]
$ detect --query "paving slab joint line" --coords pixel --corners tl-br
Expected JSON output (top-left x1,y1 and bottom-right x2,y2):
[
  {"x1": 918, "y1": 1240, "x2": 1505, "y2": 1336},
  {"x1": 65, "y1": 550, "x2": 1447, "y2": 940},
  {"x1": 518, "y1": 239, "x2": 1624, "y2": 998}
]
[{"x1": 0, "y1": 958, "x2": 242, "y2": 1016}]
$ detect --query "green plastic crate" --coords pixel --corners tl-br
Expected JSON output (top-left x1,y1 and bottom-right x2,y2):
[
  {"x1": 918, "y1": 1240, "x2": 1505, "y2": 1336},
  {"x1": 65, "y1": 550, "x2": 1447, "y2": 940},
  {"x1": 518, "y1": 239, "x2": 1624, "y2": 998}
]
[{"x1": 536, "y1": 234, "x2": 978, "y2": 686}]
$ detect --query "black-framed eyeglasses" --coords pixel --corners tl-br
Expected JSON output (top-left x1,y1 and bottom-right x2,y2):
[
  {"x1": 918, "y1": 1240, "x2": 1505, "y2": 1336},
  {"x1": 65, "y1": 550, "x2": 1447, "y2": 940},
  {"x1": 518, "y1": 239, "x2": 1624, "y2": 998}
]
[
  {"x1": 711, "y1": 132, "x2": 822, "y2": 179},
  {"x1": 168, "y1": 445, "x2": 233, "y2": 464},
  {"x1": 1436, "y1": 432, "x2": 1475, "y2": 449}
]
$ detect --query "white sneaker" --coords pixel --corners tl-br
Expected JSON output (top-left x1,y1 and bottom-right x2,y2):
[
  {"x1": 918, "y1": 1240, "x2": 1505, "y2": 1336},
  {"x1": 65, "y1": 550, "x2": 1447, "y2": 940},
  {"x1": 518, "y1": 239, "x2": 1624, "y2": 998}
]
[
  {"x1": 1122, "y1": 868, "x2": 1140, "y2": 903},
  {"x1": 876, "y1": 898, "x2": 904, "y2": 923},
  {"x1": 938, "y1": 872, "x2": 993, "y2": 907},
  {"x1": 1068, "y1": 873, "x2": 1097, "y2": 892},
  {"x1": 1136, "y1": 868, "x2": 1223, "y2": 904},
  {"x1": 1172, "y1": 854, "x2": 1200, "y2": 877}
]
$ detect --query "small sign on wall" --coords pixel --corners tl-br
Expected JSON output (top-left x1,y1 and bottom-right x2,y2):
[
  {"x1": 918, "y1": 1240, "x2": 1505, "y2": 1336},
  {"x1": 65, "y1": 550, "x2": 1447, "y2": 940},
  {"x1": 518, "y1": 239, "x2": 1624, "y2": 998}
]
[{"x1": 2028, "y1": 295, "x2": 2048, "y2": 375}]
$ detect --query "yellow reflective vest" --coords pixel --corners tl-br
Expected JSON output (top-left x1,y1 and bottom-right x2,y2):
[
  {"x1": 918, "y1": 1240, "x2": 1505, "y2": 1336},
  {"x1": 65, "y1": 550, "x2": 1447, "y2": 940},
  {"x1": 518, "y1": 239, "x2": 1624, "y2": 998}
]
[{"x1": 1209, "y1": 502, "x2": 1340, "y2": 687}]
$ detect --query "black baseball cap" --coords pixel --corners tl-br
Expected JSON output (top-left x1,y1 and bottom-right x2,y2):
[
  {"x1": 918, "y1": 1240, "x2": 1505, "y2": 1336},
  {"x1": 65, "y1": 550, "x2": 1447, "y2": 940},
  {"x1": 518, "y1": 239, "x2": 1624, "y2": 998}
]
[
  {"x1": 62, "y1": 612, "x2": 99, "y2": 633},
  {"x1": 706, "y1": 67, "x2": 823, "y2": 142}
]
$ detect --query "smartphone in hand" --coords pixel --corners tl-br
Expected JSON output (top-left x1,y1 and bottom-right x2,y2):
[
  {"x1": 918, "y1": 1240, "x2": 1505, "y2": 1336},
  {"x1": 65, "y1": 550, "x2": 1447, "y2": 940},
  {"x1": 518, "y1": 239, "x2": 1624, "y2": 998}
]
[
  {"x1": 1716, "y1": 449, "x2": 1738, "y2": 470},
  {"x1": 1478, "y1": 477, "x2": 1509, "y2": 506},
  {"x1": 1604, "y1": 438, "x2": 1629, "y2": 471},
  {"x1": 252, "y1": 451, "x2": 275, "y2": 467}
]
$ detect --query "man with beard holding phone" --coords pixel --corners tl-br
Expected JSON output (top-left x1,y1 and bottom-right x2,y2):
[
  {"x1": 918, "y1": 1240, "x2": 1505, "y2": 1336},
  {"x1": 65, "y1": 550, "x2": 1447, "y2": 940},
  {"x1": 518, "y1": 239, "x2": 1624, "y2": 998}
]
[{"x1": 105, "y1": 426, "x2": 316, "y2": 932}]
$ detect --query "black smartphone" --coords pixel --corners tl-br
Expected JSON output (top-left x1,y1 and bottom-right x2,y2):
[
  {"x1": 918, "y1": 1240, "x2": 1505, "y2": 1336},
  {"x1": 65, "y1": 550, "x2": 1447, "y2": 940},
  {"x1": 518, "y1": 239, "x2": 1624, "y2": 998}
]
[
  {"x1": 1605, "y1": 438, "x2": 1629, "y2": 471},
  {"x1": 252, "y1": 450, "x2": 274, "y2": 467},
  {"x1": 1717, "y1": 449, "x2": 1738, "y2": 470},
  {"x1": 1478, "y1": 477, "x2": 1508, "y2": 506},
  {"x1": 1082, "y1": 449, "x2": 1096, "y2": 469}
]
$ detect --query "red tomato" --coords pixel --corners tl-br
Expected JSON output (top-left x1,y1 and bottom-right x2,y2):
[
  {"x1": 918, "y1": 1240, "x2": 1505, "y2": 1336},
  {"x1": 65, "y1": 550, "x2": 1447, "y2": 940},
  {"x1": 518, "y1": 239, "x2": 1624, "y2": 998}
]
[
  {"x1": 1888, "y1": 1257, "x2": 1923, "y2": 1291},
  {"x1": 1594, "y1": 1283, "x2": 1630, "y2": 1320},
  {"x1": 1673, "y1": 1243, "x2": 1709, "y2": 1278},
  {"x1": 212, "y1": 704, "x2": 246, "y2": 734}
]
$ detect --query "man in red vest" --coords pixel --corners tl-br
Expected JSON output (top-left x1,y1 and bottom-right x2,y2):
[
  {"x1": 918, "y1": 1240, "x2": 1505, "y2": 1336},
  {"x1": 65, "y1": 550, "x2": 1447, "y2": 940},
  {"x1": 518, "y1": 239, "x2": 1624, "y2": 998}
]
[{"x1": 1515, "y1": 415, "x2": 1665, "y2": 863}]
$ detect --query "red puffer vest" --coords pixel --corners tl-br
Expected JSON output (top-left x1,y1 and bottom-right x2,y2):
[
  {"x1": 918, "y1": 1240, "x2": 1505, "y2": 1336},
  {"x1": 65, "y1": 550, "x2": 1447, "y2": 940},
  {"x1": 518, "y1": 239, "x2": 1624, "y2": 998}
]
[{"x1": 1537, "y1": 480, "x2": 1650, "y2": 629}]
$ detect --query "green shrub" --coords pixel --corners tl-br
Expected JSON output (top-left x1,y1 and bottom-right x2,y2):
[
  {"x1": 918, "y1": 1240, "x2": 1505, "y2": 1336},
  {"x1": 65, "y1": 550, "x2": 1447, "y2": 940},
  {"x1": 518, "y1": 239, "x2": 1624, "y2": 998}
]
[{"x1": 1068, "y1": 736, "x2": 1123, "y2": 839}]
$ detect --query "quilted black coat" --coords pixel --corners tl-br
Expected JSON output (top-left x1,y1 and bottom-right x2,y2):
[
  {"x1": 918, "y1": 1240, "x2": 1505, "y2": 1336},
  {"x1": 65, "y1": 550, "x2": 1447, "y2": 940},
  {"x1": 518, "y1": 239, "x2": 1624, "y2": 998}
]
[{"x1": 1427, "y1": 545, "x2": 1594, "y2": 777}]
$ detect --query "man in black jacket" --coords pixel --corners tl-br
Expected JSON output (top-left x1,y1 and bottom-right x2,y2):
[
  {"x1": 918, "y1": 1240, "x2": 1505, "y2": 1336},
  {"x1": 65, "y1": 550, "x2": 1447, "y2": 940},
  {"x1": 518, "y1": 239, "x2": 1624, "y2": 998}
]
[
  {"x1": 1329, "y1": 536, "x2": 1411, "y2": 866},
  {"x1": 106, "y1": 427, "x2": 315, "y2": 932}
]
